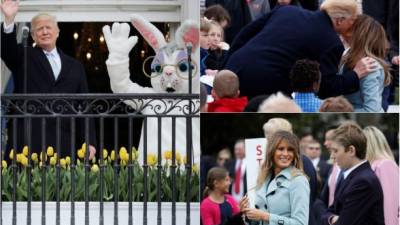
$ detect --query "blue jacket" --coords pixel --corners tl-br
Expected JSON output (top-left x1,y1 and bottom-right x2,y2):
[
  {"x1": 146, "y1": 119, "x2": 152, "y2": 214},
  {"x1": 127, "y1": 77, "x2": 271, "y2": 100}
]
[
  {"x1": 341, "y1": 64, "x2": 385, "y2": 112},
  {"x1": 225, "y1": 6, "x2": 359, "y2": 99},
  {"x1": 254, "y1": 166, "x2": 310, "y2": 225}
]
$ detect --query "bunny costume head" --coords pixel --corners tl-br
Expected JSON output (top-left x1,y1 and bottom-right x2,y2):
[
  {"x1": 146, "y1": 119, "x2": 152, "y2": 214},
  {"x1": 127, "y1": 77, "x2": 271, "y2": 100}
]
[{"x1": 131, "y1": 15, "x2": 200, "y2": 94}]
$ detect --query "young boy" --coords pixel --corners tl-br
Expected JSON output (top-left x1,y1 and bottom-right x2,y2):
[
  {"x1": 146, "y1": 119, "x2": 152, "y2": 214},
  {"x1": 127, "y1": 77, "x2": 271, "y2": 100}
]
[
  {"x1": 290, "y1": 59, "x2": 322, "y2": 112},
  {"x1": 208, "y1": 70, "x2": 248, "y2": 112},
  {"x1": 321, "y1": 122, "x2": 384, "y2": 225}
]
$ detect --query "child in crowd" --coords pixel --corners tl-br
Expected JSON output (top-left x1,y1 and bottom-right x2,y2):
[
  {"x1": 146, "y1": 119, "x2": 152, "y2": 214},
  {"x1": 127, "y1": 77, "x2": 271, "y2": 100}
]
[
  {"x1": 319, "y1": 96, "x2": 354, "y2": 112},
  {"x1": 205, "y1": 21, "x2": 229, "y2": 71},
  {"x1": 200, "y1": 18, "x2": 211, "y2": 76},
  {"x1": 200, "y1": 167, "x2": 243, "y2": 225},
  {"x1": 290, "y1": 59, "x2": 322, "y2": 112},
  {"x1": 340, "y1": 15, "x2": 391, "y2": 112},
  {"x1": 208, "y1": 70, "x2": 248, "y2": 112},
  {"x1": 203, "y1": 4, "x2": 231, "y2": 29},
  {"x1": 258, "y1": 92, "x2": 302, "y2": 112}
]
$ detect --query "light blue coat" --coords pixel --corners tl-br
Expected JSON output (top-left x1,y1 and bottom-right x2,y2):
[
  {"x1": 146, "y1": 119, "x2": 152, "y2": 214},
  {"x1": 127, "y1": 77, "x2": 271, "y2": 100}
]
[
  {"x1": 340, "y1": 64, "x2": 385, "y2": 112},
  {"x1": 254, "y1": 166, "x2": 310, "y2": 225}
]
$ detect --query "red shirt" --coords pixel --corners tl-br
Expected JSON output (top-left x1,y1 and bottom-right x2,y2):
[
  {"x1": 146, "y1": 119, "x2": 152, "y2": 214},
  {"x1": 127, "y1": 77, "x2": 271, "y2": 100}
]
[{"x1": 207, "y1": 97, "x2": 248, "y2": 112}]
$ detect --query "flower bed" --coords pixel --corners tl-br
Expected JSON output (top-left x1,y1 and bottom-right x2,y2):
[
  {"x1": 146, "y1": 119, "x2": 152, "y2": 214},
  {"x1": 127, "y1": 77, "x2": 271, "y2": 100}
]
[{"x1": 2, "y1": 144, "x2": 199, "y2": 202}]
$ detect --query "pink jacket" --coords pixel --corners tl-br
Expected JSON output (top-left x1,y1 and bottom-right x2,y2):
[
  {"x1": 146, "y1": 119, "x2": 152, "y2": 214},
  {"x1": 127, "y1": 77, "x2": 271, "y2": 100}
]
[
  {"x1": 371, "y1": 159, "x2": 399, "y2": 225},
  {"x1": 200, "y1": 194, "x2": 240, "y2": 225}
]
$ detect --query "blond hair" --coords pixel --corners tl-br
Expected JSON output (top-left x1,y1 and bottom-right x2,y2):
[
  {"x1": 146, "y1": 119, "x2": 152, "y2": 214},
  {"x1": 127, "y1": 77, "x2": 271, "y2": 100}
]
[
  {"x1": 263, "y1": 118, "x2": 293, "y2": 139},
  {"x1": 256, "y1": 131, "x2": 304, "y2": 188},
  {"x1": 363, "y1": 126, "x2": 395, "y2": 163},
  {"x1": 31, "y1": 13, "x2": 59, "y2": 32},
  {"x1": 320, "y1": 0, "x2": 359, "y2": 19},
  {"x1": 332, "y1": 122, "x2": 367, "y2": 159},
  {"x1": 258, "y1": 92, "x2": 302, "y2": 113}
]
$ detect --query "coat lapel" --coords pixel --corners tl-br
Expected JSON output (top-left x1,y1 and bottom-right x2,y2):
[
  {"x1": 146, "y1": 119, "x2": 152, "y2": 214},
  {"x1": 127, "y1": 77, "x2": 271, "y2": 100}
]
[
  {"x1": 33, "y1": 46, "x2": 56, "y2": 83},
  {"x1": 56, "y1": 48, "x2": 72, "y2": 83}
]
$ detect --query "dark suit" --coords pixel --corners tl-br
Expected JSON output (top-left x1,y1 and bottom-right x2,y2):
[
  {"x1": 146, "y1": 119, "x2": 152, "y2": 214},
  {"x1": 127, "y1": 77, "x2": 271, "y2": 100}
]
[
  {"x1": 1, "y1": 24, "x2": 96, "y2": 158},
  {"x1": 225, "y1": 6, "x2": 359, "y2": 100},
  {"x1": 317, "y1": 159, "x2": 332, "y2": 190},
  {"x1": 302, "y1": 155, "x2": 318, "y2": 225},
  {"x1": 321, "y1": 161, "x2": 385, "y2": 225}
]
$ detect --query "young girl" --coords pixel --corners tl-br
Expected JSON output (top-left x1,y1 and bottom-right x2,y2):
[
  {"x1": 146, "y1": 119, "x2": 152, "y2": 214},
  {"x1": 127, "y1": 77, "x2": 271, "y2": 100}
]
[
  {"x1": 200, "y1": 167, "x2": 242, "y2": 225},
  {"x1": 205, "y1": 21, "x2": 229, "y2": 71},
  {"x1": 200, "y1": 18, "x2": 211, "y2": 76},
  {"x1": 340, "y1": 15, "x2": 391, "y2": 112}
]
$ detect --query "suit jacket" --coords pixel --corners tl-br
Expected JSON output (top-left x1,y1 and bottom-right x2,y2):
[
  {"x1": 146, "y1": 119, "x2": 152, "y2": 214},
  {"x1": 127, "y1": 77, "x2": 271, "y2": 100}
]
[
  {"x1": 321, "y1": 162, "x2": 385, "y2": 225},
  {"x1": 317, "y1": 158, "x2": 332, "y2": 189},
  {"x1": 1, "y1": 24, "x2": 96, "y2": 158},
  {"x1": 224, "y1": 6, "x2": 359, "y2": 99},
  {"x1": 255, "y1": 166, "x2": 310, "y2": 225},
  {"x1": 228, "y1": 159, "x2": 248, "y2": 196}
]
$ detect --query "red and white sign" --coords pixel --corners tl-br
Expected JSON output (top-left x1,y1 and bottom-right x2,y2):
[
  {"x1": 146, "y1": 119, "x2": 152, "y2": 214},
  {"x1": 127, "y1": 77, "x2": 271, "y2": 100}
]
[{"x1": 244, "y1": 138, "x2": 267, "y2": 207}]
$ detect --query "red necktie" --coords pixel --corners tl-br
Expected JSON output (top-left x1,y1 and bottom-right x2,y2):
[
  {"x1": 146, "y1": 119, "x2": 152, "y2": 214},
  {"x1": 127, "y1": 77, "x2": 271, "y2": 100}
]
[{"x1": 234, "y1": 160, "x2": 242, "y2": 194}]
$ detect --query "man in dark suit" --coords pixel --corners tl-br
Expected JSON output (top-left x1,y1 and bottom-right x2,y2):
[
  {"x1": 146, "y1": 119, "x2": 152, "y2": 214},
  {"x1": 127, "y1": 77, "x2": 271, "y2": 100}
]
[
  {"x1": 1, "y1": 0, "x2": 96, "y2": 158},
  {"x1": 321, "y1": 122, "x2": 384, "y2": 225},
  {"x1": 304, "y1": 140, "x2": 332, "y2": 190},
  {"x1": 224, "y1": 0, "x2": 378, "y2": 100},
  {"x1": 228, "y1": 139, "x2": 247, "y2": 202}
]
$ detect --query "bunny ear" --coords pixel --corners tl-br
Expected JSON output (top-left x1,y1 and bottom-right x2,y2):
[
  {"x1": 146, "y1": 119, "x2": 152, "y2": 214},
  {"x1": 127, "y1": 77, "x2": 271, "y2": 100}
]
[
  {"x1": 175, "y1": 20, "x2": 199, "y2": 53},
  {"x1": 130, "y1": 14, "x2": 167, "y2": 51}
]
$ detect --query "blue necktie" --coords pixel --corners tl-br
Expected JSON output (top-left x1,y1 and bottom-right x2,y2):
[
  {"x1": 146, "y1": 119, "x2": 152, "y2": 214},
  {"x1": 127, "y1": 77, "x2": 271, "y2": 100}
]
[{"x1": 46, "y1": 52, "x2": 60, "y2": 79}]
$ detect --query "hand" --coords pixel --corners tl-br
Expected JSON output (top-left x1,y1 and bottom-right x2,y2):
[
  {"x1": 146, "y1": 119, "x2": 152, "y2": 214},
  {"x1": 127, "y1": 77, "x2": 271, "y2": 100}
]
[
  {"x1": 353, "y1": 57, "x2": 378, "y2": 79},
  {"x1": 102, "y1": 23, "x2": 138, "y2": 61},
  {"x1": 0, "y1": 0, "x2": 19, "y2": 25},
  {"x1": 205, "y1": 69, "x2": 218, "y2": 76},
  {"x1": 330, "y1": 215, "x2": 339, "y2": 224},
  {"x1": 243, "y1": 208, "x2": 269, "y2": 221},
  {"x1": 391, "y1": 56, "x2": 399, "y2": 65},
  {"x1": 239, "y1": 195, "x2": 249, "y2": 212},
  {"x1": 89, "y1": 145, "x2": 96, "y2": 160}
]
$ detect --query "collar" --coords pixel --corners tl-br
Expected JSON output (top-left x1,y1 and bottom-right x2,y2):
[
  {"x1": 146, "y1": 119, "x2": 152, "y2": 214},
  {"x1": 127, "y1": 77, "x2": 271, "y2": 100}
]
[
  {"x1": 343, "y1": 160, "x2": 367, "y2": 179},
  {"x1": 43, "y1": 48, "x2": 58, "y2": 56},
  {"x1": 256, "y1": 166, "x2": 293, "y2": 199}
]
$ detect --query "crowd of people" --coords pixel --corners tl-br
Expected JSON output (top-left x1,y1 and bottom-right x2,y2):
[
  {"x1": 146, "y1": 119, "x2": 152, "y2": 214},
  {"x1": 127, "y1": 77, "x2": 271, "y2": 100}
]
[
  {"x1": 200, "y1": 0, "x2": 399, "y2": 112},
  {"x1": 200, "y1": 118, "x2": 399, "y2": 225}
]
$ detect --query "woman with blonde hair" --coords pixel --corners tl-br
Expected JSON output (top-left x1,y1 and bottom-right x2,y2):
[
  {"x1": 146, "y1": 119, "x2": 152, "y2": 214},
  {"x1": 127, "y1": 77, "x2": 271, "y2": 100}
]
[
  {"x1": 241, "y1": 131, "x2": 309, "y2": 225},
  {"x1": 340, "y1": 14, "x2": 391, "y2": 112},
  {"x1": 363, "y1": 126, "x2": 399, "y2": 225}
]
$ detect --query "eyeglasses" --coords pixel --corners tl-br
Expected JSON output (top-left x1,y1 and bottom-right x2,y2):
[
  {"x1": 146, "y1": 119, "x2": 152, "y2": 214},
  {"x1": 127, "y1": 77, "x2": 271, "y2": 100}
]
[{"x1": 142, "y1": 56, "x2": 198, "y2": 80}]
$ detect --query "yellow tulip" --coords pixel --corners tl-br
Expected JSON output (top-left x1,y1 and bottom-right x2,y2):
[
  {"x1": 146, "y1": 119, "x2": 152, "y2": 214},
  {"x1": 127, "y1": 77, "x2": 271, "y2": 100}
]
[
  {"x1": 110, "y1": 150, "x2": 115, "y2": 161},
  {"x1": 31, "y1": 153, "x2": 38, "y2": 162},
  {"x1": 77, "y1": 149, "x2": 85, "y2": 159},
  {"x1": 50, "y1": 157, "x2": 57, "y2": 166},
  {"x1": 192, "y1": 164, "x2": 199, "y2": 174},
  {"x1": 39, "y1": 161, "x2": 43, "y2": 168},
  {"x1": 47, "y1": 147, "x2": 54, "y2": 156},
  {"x1": 65, "y1": 156, "x2": 71, "y2": 165},
  {"x1": 2, "y1": 160, "x2": 7, "y2": 169},
  {"x1": 81, "y1": 143, "x2": 87, "y2": 153},
  {"x1": 22, "y1": 146, "x2": 29, "y2": 156},
  {"x1": 120, "y1": 152, "x2": 129, "y2": 162},
  {"x1": 9, "y1": 149, "x2": 15, "y2": 160},
  {"x1": 60, "y1": 158, "x2": 67, "y2": 168},
  {"x1": 147, "y1": 154, "x2": 157, "y2": 166},
  {"x1": 16, "y1": 154, "x2": 23, "y2": 163},
  {"x1": 91, "y1": 164, "x2": 99, "y2": 173},
  {"x1": 164, "y1": 150, "x2": 172, "y2": 160},
  {"x1": 183, "y1": 155, "x2": 187, "y2": 165},
  {"x1": 175, "y1": 152, "x2": 181, "y2": 162},
  {"x1": 53, "y1": 153, "x2": 57, "y2": 160},
  {"x1": 121, "y1": 160, "x2": 127, "y2": 166},
  {"x1": 132, "y1": 147, "x2": 139, "y2": 160},
  {"x1": 103, "y1": 149, "x2": 108, "y2": 159},
  {"x1": 40, "y1": 152, "x2": 47, "y2": 162},
  {"x1": 20, "y1": 156, "x2": 28, "y2": 166}
]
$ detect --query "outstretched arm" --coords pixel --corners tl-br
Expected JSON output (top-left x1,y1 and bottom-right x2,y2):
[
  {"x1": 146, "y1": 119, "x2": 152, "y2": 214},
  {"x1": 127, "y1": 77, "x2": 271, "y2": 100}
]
[{"x1": 103, "y1": 23, "x2": 155, "y2": 110}]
